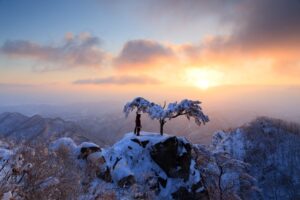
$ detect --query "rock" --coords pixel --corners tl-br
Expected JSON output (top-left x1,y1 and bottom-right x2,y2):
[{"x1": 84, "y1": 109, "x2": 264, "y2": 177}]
[
  {"x1": 158, "y1": 176, "x2": 167, "y2": 188},
  {"x1": 193, "y1": 145, "x2": 222, "y2": 200},
  {"x1": 87, "y1": 152, "x2": 105, "y2": 166},
  {"x1": 2, "y1": 191, "x2": 12, "y2": 200},
  {"x1": 172, "y1": 186, "x2": 209, "y2": 200},
  {"x1": 146, "y1": 177, "x2": 159, "y2": 191},
  {"x1": 97, "y1": 166, "x2": 112, "y2": 182},
  {"x1": 79, "y1": 142, "x2": 100, "y2": 159},
  {"x1": 172, "y1": 187, "x2": 191, "y2": 200},
  {"x1": 118, "y1": 175, "x2": 135, "y2": 187},
  {"x1": 133, "y1": 192, "x2": 147, "y2": 199},
  {"x1": 150, "y1": 136, "x2": 191, "y2": 180},
  {"x1": 96, "y1": 133, "x2": 206, "y2": 198},
  {"x1": 192, "y1": 181, "x2": 209, "y2": 200},
  {"x1": 131, "y1": 138, "x2": 149, "y2": 148}
]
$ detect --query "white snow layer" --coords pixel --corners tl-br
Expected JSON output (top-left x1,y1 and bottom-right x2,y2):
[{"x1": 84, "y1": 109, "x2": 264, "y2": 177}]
[{"x1": 101, "y1": 132, "x2": 201, "y2": 199}]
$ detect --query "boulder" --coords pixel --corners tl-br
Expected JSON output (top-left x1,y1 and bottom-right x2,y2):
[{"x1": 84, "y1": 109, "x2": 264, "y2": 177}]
[
  {"x1": 87, "y1": 152, "x2": 105, "y2": 166},
  {"x1": 150, "y1": 136, "x2": 191, "y2": 180},
  {"x1": 193, "y1": 145, "x2": 222, "y2": 200},
  {"x1": 171, "y1": 187, "x2": 192, "y2": 200},
  {"x1": 118, "y1": 175, "x2": 135, "y2": 187},
  {"x1": 97, "y1": 166, "x2": 112, "y2": 183},
  {"x1": 172, "y1": 185, "x2": 209, "y2": 200},
  {"x1": 131, "y1": 138, "x2": 149, "y2": 148},
  {"x1": 79, "y1": 142, "x2": 100, "y2": 159}
]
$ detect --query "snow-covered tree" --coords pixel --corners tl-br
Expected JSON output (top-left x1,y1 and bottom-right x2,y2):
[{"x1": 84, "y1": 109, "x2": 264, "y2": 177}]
[
  {"x1": 123, "y1": 97, "x2": 153, "y2": 135},
  {"x1": 123, "y1": 97, "x2": 209, "y2": 136},
  {"x1": 123, "y1": 97, "x2": 152, "y2": 117},
  {"x1": 148, "y1": 99, "x2": 209, "y2": 135}
]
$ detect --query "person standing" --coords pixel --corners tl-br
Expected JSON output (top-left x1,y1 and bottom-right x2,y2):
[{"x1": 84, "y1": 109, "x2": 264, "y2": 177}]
[{"x1": 134, "y1": 112, "x2": 142, "y2": 136}]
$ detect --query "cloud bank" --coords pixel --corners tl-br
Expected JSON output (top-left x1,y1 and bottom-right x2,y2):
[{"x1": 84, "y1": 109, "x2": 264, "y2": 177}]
[
  {"x1": 73, "y1": 75, "x2": 160, "y2": 85},
  {"x1": 114, "y1": 39, "x2": 175, "y2": 68},
  {"x1": 0, "y1": 33, "x2": 107, "y2": 71},
  {"x1": 1, "y1": 0, "x2": 300, "y2": 85}
]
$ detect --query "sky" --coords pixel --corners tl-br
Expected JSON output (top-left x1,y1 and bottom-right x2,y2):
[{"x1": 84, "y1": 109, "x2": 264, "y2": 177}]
[{"x1": 0, "y1": 0, "x2": 300, "y2": 107}]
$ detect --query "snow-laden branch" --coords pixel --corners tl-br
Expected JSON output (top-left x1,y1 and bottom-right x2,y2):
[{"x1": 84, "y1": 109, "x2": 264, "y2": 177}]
[
  {"x1": 123, "y1": 97, "x2": 153, "y2": 117},
  {"x1": 123, "y1": 97, "x2": 209, "y2": 135},
  {"x1": 165, "y1": 99, "x2": 209, "y2": 126}
]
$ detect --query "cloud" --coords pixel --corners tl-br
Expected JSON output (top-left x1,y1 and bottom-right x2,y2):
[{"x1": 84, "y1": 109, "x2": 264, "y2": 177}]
[
  {"x1": 226, "y1": 0, "x2": 300, "y2": 50},
  {"x1": 177, "y1": 0, "x2": 300, "y2": 76},
  {"x1": 0, "y1": 32, "x2": 107, "y2": 71},
  {"x1": 145, "y1": 0, "x2": 300, "y2": 49},
  {"x1": 73, "y1": 75, "x2": 161, "y2": 85},
  {"x1": 114, "y1": 39, "x2": 175, "y2": 68},
  {"x1": 229, "y1": 0, "x2": 300, "y2": 50},
  {"x1": 0, "y1": 83, "x2": 35, "y2": 88}
]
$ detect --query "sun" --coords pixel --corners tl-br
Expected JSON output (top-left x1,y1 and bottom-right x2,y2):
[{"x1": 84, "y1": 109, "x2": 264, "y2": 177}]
[
  {"x1": 185, "y1": 67, "x2": 223, "y2": 90},
  {"x1": 196, "y1": 79, "x2": 210, "y2": 90}
]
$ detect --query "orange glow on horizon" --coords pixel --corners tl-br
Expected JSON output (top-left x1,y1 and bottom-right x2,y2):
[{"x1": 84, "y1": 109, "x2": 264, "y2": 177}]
[{"x1": 184, "y1": 67, "x2": 224, "y2": 90}]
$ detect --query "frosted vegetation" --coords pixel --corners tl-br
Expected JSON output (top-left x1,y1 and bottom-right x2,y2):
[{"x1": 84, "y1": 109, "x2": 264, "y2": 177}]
[
  {"x1": 124, "y1": 97, "x2": 209, "y2": 135},
  {"x1": 0, "y1": 97, "x2": 299, "y2": 199}
]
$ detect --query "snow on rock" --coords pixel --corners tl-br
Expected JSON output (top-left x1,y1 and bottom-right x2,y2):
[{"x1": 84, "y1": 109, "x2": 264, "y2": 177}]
[
  {"x1": 150, "y1": 136, "x2": 192, "y2": 180},
  {"x1": 79, "y1": 142, "x2": 100, "y2": 149},
  {"x1": 193, "y1": 143, "x2": 261, "y2": 200},
  {"x1": 0, "y1": 147, "x2": 13, "y2": 180},
  {"x1": 211, "y1": 129, "x2": 246, "y2": 160},
  {"x1": 2, "y1": 191, "x2": 12, "y2": 200},
  {"x1": 98, "y1": 132, "x2": 206, "y2": 199},
  {"x1": 86, "y1": 151, "x2": 105, "y2": 165},
  {"x1": 0, "y1": 148, "x2": 12, "y2": 163},
  {"x1": 50, "y1": 137, "x2": 100, "y2": 160},
  {"x1": 49, "y1": 137, "x2": 78, "y2": 156},
  {"x1": 47, "y1": 129, "x2": 264, "y2": 199},
  {"x1": 78, "y1": 142, "x2": 100, "y2": 159},
  {"x1": 211, "y1": 117, "x2": 300, "y2": 200}
]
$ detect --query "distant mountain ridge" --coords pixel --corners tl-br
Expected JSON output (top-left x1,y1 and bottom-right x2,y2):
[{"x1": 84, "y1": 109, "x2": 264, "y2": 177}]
[{"x1": 0, "y1": 112, "x2": 92, "y2": 144}]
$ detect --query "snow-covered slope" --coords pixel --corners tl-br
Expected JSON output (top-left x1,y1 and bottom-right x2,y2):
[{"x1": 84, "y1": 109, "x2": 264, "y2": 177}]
[
  {"x1": 47, "y1": 132, "x2": 261, "y2": 200},
  {"x1": 101, "y1": 133, "x2": 202, "y2": 199},
  {"x1": 1, "y1": 116, "x2": 298, "y2": 199},
  {"x1": 50, "y1": 132, "x2": 207, "y2": 199},
  {"x1": 212, "y1": 117, "x2": 300, "y2": 200},
  {"x1": 0, "y1": 145, "x2": 12, "y2": 181}
]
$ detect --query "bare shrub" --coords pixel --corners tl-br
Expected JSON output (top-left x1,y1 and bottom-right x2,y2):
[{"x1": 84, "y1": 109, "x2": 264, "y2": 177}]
[{"x1": 0, "y1": 140, "x2": 83, "y2": 199}]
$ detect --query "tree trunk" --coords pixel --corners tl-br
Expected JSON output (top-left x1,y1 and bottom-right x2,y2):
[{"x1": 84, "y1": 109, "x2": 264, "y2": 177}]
[
  {"x1": 160, "y1": 119, "x2": 165, "y2": 135},
  {"x1": 135, "y1": 113, "x2": 141, "y2": 136}
]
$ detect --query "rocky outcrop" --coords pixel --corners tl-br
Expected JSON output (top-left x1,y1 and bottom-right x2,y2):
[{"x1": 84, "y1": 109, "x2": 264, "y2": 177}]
[
  {"x1": 193, "y1": 144, "x2": 262, "y2": 200},
  {"x1": 79, "y1": 142, "x2": 100, "y2": 159},
  {"x1": 93, "y1": 133, "x2": 205, "y2": 199},
  {"x1": 75, "y1": 133, "x2": 261, "y2": 199},
  {"x1": 150, "y1": 136, "x2": 191, "y2": 180},
  {"x1": 211, "y1": 117, "x2": 300, "y2": 200},
  {"x1": 47, "y1": 132, "x2": 264, "y2": 200}
]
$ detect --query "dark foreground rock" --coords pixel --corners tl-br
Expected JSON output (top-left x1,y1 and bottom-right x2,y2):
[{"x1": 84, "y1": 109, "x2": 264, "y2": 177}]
[{"x1": 150, "y1": 136, "x2": 192, "y2": 180}]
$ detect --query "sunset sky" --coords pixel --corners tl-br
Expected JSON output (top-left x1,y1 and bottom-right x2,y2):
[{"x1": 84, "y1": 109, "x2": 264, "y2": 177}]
[{"x1": 0, "y1": 0, "x2": 299, "y2": 105}]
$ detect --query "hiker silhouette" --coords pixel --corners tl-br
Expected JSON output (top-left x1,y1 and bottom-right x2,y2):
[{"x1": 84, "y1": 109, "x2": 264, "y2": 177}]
[{"x1": 134, "y1": 112, "x2": 141, "y2": 136}]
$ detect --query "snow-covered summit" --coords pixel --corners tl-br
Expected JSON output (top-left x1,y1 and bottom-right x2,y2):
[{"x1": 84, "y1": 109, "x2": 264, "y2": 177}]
[
  {"x1": 45, "y1": 131, "x2": 262, "y2": 199},
  {"x1": 1, "y1": 129, "x2": 265, "y2": 200},
  {"x1": 96, "y1": 132, "x2": 204, "y2": 199}
]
